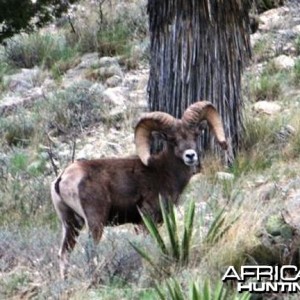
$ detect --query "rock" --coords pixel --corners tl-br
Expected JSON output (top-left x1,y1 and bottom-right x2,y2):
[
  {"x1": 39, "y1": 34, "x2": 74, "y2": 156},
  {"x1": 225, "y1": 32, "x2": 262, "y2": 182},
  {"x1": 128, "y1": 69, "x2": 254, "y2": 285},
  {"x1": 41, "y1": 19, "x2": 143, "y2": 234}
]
[
  {"x1": 258, "y1": 183, "x2": 277, "y2": 202},
  {"x1": 102, "y1": 87, "x2": 128, "y2": 118},
  {"x1": 77, "y1": 143, "x2": 95, "y2": 159},
  {"x1": 89, "y1": 82, "x2": 105, "y2": 96},
  {"x1": 0, "y1": 87, "x2": 44, "y2": 116},
  {"x1": 253, "y1": 101, "x2": 281, "y2": 115},
  {"x1": 3, "y1": 67, "x2": 41, "y2": 94},
  {"x1": 293, "y1": 24, "x2": 300, "y2": 34},
  {"x1": 275, "y1": 124, "x2": 296, "y2": 145},
  {"x1": 272, "y1": 54, "x2": 295, "y2": 70},
  {"x1": 99, "y1": 56, "x2": 119, "y2": 67},
  {"x1": 75, "y1": 52, "x2": 99, "y2": 69},
  {"x1": 62, "y1": 53, "x2": 100, "y2": 87},
  {"x1": 216, "y1": 172, "x2": 234, "y2": 181},
  {"x1": 123, "y1": 68, "x2": 149, "y2": 90},
  {"x1": 283, "y1": 189, "x2": 300, "y2": 230},
  {"x1": 259, "y1": 7, "x2": 290, "y2": 31},
  {"x1": 106, "y1": 75, "x2": 123, "y2": 87},
  {"x1": 129, "y1": 90, "x2": 148, "y2": 109},
  {"x1": 99, "y1": 64, "x2": 123, "y2": 79}
]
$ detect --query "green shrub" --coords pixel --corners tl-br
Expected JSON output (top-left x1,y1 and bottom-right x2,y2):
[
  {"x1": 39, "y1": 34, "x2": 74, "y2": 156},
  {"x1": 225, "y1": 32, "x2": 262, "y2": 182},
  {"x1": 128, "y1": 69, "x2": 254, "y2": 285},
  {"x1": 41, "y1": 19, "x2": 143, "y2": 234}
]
[
  {"x1": 65, "y1": 23, "x2": 100, "y2": 54},
  {"x1": 4, "y1": 33, "x2": 78, "y2": 70},
  {"x1": 0, "y1": 60, "x2": 14, "y2": 93},
  {"x1": 252, "y1": 36, "x2": 274, "y2": 63},
  {"x1": 0, "y1": 149, "x2": 51, "y2": 226},
  {"x1": 97, "y1": 22, "x2": 132, "y2": 57},
  {"x1": 0, "y1": 110, "x2": 35, "y2": 147},
  {"x1": 39, "y1": 81, "x2": 105, "y2": 136},
  {"x1": 0, "y1": 271, "x2": 30, "y2": 298},
  {"x1": 230, "y1": 115, "x2": 283, "y2": 176},
  {"x1": 65, "y1": 1, "x2": 147, "y2": 58},
  {"x1": 249, "y1": 73, "x2": 282, "y2": 101}
]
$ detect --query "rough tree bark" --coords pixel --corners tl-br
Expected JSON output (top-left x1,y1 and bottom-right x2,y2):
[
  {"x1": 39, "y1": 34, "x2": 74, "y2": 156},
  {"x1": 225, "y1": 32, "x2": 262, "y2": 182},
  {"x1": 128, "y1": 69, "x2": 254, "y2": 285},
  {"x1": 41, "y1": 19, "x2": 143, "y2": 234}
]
[{"x1": 147, "y1": 0, "x2": 252, "y2": 161}]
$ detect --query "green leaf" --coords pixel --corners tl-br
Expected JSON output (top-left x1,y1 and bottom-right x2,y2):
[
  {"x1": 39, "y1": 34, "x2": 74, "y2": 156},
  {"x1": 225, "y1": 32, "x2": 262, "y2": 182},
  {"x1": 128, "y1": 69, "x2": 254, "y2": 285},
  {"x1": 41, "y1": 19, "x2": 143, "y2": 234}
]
[
  {"x1": 181, "y1": 200, "x2": 195, "y2": 264},
  {"x1": 160, "y1": 199, "x2": 180, "y2": 260},
  {"x1": 154, "y1": 283, "x2": 167, "y2": 300},
  {"x1": 203, "y1": 279, "x2": 211, "y2": 300},
  {"x1": 129, "y1": 241, "x2": 169, "y2": 276},
  {"x1": 139, "y1": 209, "x2": 168, "y2": 255},
  {"x1": 190, "y1": 282, "x2": 201, "y2": 300},
  {"x1": 205, "y1": 208, "x2": 226, "y2": 244}
]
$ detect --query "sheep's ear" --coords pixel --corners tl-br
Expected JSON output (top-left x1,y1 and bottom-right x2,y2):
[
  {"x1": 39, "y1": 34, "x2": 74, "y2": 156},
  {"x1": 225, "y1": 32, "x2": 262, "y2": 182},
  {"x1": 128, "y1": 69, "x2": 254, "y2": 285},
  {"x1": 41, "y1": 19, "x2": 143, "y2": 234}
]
[
  {"x1": 151, "y1": 131, "x2": 168, "y2": 141},
  {"x1": 149, "y1": 132, "x2": 169, "y2": 155},
  {"x1": 194, "y1": 120, "x2": 208, "y2": 134}
]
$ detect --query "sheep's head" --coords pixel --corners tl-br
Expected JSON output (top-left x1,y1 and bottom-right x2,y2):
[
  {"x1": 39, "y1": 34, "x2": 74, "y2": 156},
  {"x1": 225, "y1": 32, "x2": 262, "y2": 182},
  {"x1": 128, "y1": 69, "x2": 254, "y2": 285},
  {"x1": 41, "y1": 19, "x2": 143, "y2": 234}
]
[{"x1": 135, "y1": 101, "x2": 228, "y2": 167}]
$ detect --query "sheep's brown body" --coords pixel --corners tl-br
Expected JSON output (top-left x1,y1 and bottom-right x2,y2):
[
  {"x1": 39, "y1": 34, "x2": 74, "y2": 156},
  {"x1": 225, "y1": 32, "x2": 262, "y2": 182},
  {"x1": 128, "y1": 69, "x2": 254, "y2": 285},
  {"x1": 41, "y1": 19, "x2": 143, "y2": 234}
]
[{"x1": 51, "y1": 101, "x2": 227, "y2": 279}]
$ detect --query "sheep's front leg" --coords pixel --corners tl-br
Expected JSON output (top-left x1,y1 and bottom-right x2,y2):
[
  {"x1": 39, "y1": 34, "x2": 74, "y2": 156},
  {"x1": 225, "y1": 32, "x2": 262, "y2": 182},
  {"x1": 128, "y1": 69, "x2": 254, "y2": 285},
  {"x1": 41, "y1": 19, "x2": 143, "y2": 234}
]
[{"x1": 80, "y1": 191, "x2": 110, "y2": 277}]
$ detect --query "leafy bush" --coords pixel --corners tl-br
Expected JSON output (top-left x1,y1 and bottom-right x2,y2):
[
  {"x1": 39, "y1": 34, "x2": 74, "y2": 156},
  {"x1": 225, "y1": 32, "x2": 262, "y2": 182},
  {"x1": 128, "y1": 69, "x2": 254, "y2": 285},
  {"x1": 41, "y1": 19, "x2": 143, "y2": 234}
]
[
  {"x1": 0, "y1": 59, "x2": 14, "y2": 93},
  {"x1": 65, "y1": 22, "x2": 100, "y2": 54},
  {"x1": 231, "y1": 115, "x2": 283, "y2": 175},
  {"x1": 4, "y1": 33, "x2": 78, "y2": 69},
  {"x1": 65, "y1": 0, "x2": 148, "y2": 58},
  {"x1": 97, "y1": 22, "x2": 132, "y2": 57},
  {"x1": 252, "y1": 36, "x2": 274, "y2": 63},
  {"x1": 249, "y1": 72, "x2": 283, "y2": 102},
  {"x1": 0, "y1": 109, "x2": 35, "y2": 147},
  {"x1": 40, "y1": 81, "x2": 105, "y2": 136},
  {"x1": 0, "y1": 81, "x2": 106, "y2": 147},
  {"x1": 0, "y1": 149, "x2": 52, "y2": 226}
]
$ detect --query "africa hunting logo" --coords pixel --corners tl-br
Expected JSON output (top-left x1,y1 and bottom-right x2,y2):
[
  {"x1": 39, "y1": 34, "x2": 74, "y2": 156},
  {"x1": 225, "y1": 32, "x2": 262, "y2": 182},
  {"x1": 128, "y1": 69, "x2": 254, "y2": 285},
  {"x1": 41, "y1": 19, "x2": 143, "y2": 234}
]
[{"x1": 222, "y1": 265, "x2": 300, "y2": 293}]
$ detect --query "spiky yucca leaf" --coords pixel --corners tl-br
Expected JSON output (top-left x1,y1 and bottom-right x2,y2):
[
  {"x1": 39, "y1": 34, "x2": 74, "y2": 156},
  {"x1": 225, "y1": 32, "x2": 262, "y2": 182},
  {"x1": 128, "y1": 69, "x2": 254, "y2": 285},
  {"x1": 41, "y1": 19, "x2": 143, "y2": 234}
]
[
  {"x1": 181, "y1": 200, "x2": 195, "y2": 264},
  {"x1": 190, "y1": 282, "x2": 200, "y2": 300},
  {"x1": 129, "y1": 241, "x2": 170, "y2": 276},
  {"x1": 139, "y1": 207, "x2": 167, "y2": 255},
  {"x1": 205, "y1": 208, "x2": 239, "y2": 245},
  {"x1": 160, "y1": 199, "x2": 180, "y2": 260},
  {"x1": 205, "y1": 208, "x2": 226, "y2": 244},
  {"x1": 131, "y1": 200, "x2": 196, "y2": 274}
]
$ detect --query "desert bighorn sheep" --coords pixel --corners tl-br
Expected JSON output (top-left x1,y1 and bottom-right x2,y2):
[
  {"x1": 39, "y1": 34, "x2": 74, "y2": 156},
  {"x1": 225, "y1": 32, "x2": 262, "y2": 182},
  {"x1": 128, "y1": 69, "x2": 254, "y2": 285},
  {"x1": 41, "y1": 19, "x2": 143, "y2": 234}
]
[{"x1": 51, "y1": 101, "x2": 227, "y2": 278}]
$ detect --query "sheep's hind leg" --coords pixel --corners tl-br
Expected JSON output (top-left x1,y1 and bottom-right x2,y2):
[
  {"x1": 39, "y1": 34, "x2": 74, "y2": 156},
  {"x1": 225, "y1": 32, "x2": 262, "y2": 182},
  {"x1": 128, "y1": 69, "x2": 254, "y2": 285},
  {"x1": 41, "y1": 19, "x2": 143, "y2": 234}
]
[{"x1": 58, "y1": 208, "x2": 84, "y2": 279}]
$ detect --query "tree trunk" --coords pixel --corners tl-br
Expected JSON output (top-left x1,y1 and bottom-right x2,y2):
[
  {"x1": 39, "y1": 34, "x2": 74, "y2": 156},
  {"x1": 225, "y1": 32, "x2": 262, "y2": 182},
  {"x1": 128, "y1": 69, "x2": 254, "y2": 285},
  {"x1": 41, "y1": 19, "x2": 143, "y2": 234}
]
[{"x1": 147, "y1": 0, "x2": 251, "y2": 161}]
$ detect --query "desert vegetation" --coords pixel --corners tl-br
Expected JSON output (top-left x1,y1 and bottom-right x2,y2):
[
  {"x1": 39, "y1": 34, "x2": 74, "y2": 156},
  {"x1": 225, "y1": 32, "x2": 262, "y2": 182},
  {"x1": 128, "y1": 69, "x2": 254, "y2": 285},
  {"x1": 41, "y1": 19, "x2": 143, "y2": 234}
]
[{"x1": 1, "y1": 0, "x2": 300, "y2": 299}]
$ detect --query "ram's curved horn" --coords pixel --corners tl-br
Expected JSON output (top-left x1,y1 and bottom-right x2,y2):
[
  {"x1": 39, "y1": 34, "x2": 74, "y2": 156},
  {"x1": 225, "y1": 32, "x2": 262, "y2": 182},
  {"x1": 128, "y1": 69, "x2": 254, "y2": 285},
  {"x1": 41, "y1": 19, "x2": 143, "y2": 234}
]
[
  {"x1": 135, "y1": 112, "x2": 177, "y2": 166},
  {"x1": 182, "y1": 101, "x2": 228, "y2": 150}
]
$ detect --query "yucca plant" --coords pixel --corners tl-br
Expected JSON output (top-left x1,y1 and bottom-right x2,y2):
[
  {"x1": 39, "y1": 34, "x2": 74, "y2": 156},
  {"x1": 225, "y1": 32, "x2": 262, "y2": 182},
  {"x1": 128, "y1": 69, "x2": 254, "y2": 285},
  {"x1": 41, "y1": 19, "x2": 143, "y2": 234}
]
[
  {"x1": 130, "y1": 199, "x2": 195, "y2": 275},
  {"x1": 155, "y1": 278, "x2": 251, "y2": 300},
  {"x1": 204, "y1": 208, "x2": 239, "y2": 245}
]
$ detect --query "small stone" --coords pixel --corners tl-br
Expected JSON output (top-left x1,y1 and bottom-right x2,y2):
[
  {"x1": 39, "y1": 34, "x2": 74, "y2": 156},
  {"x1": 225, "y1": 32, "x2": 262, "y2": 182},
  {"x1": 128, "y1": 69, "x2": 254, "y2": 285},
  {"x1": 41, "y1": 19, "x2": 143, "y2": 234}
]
[
  {"x1": 254, "y1": 101, "x2": 281, "y2": 115},
  {"x1": 272, "y1": 55, "x2": 295, "y2": 70},
  {"x1": 216, "y1": 172, "x2": 234, "y2": 181},
  {"x1": 106, "y1": 75, "x2": 123, "y2": 87}
]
